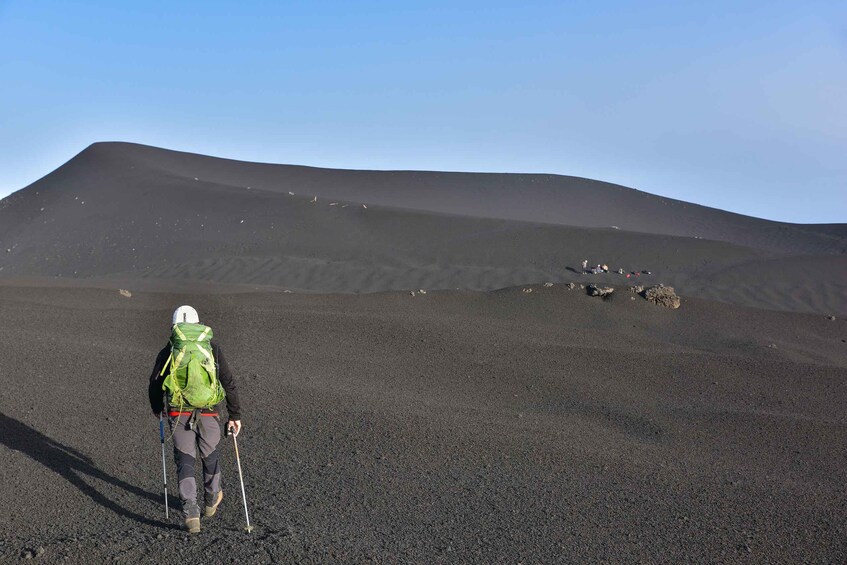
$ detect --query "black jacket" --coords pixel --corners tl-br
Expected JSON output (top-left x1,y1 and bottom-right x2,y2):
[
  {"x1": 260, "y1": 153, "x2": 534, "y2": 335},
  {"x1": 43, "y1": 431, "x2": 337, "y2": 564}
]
[{"x1": 148, "y1": 340, "x2": 242, "y2": 420}]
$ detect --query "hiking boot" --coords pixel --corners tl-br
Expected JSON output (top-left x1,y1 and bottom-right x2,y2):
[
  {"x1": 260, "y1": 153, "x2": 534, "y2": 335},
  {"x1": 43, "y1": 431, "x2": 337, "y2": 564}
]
[
  {"x1": 184, "y1": 517, "x2": 201, "y2": 534},
  {"x1": 182, "y1": 501, "x2": 201, "y2": 533},
  {"x1": 204, "y1": 490, "x2": 223, "y2": 517}
]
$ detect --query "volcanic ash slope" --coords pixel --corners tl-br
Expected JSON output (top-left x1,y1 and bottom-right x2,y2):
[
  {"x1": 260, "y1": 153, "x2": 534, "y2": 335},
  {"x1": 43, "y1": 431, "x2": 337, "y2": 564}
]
[{"x1": 0, "y1": 142, "x2": 844, "y2": 313}]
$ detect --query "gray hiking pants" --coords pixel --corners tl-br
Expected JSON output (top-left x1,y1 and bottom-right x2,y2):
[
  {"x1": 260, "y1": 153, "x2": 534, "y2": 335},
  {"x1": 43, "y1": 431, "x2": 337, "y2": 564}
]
[{"x1": 169, "y1": 412, "x2": 222, "y2": 517}]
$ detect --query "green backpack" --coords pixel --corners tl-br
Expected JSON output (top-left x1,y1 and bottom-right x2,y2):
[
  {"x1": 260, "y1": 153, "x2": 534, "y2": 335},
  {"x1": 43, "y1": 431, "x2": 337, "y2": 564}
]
[{"x1": 160, "y1": 323, "x2": 226, "y2": 410}]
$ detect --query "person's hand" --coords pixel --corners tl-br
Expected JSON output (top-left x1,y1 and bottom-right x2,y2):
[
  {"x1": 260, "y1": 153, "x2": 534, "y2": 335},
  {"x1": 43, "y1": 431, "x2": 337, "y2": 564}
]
[{"x1": 227, "y1": 420, "x2": 242, "y2": 437}]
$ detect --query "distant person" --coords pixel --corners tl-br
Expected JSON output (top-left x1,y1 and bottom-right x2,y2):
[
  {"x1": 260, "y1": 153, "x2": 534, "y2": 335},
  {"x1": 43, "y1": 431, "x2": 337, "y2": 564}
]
[
  {"x1": 148, "y1": 305, "x2": 242, "y2": 533},
  {"x1": 581, "y1": 259, "x2": 588, "y2": 272}
]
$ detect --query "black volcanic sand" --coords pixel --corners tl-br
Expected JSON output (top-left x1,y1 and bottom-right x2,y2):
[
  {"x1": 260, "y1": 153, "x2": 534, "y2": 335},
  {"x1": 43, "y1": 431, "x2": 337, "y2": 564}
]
[
  {"x1": 1, "y1": 284, "x2": 845, "y2": 562},
  {"x1": 1, "y1": 142, "x2": 845, "y2": 315}
]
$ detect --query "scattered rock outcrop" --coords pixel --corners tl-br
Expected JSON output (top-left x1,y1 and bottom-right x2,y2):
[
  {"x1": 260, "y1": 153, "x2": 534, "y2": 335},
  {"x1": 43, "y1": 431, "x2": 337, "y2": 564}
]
[
  {"x1": 21, "y1": 546, "x2": 45, "y2": 559},
  {"x1": 587, "y1": 284, "x2": 614, "y2": 298},
  {"x1": 642, "y1": 285, "x2": 680, "y2": 309}
]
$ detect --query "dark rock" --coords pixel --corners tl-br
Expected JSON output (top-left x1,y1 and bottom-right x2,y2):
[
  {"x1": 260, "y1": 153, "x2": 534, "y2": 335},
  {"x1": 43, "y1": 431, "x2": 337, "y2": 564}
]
[
  {"x1": 587, "y1": 284, "x2": 614, "y2": 297},
  {"x1": 21, "y1": 546, "x2": 42, "y2": 560},
  {"x1": 642, "y1": 285, "x2": 681, "y2": 309}
]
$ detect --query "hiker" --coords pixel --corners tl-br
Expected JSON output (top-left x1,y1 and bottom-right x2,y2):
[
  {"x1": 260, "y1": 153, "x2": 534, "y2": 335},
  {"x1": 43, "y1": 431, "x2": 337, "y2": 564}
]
[
  {"x1": 581, "y1": 259, "x2": 588, "y2": 272},
  {"x1": 148, "y1": 305, "x2": 242, "y2": 533}
]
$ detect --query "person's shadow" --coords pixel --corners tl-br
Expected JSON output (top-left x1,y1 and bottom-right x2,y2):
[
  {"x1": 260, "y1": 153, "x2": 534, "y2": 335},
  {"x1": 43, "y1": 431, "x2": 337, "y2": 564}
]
[{"x1": 0, "y1": 412, "x2": 174, "y2": 529}]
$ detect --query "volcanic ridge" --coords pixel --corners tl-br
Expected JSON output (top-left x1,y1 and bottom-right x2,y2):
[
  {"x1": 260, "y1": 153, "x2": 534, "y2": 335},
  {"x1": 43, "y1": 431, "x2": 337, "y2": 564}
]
[{"x1": 1, "y1": 141, "x2": 844, "y2": 313}]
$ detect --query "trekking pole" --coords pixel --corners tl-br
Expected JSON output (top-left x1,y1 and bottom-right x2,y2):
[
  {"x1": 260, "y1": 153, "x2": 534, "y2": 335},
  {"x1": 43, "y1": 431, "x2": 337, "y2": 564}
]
[
  {"x1": 230, "y1": 428, "x2": 253, "y2": 532},
  {"x1": 159, "y1": 413, "x2": 169, "y2": 519}
]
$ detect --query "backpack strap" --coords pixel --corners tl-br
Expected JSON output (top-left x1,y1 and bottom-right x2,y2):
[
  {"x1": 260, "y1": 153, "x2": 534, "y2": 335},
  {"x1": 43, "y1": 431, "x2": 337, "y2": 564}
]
[
  {"x1": 196, "y1": 345, "x2": 213, "y2": 366},
  {"x1": 172, "y1": 348, "x2": 187, "y2": 372},
  {"x1": 159, "y1": 351, "x2": 174, "y2": 377},
  {"x1": 194, "y1": 327, "x2": 214, "y2": 367},
  {"x1": 173, "y1": 324, "x2": 187, "y2": 341},
  {"x1": 161, "y1": 325, "x2": 188, "y2": 378}
]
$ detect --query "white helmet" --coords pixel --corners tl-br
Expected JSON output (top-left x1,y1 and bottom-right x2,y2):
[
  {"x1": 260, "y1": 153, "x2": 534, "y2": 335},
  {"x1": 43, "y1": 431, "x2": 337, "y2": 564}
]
[{"x1": 172, "y1": 305, "x2": 199, "y2": 325}]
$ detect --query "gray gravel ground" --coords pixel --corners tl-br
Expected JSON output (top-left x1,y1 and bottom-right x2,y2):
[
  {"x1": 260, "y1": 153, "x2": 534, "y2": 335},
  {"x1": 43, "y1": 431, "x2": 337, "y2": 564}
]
[{"x1": 0, "y1": 284, "x2": 845, "y2": 563}]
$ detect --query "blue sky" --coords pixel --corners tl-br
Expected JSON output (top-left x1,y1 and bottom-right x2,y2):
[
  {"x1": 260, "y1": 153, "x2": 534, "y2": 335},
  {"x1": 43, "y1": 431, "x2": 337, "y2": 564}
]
[{"x1": 1, "y1": 1, "x2": 845, "y2": 223}]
